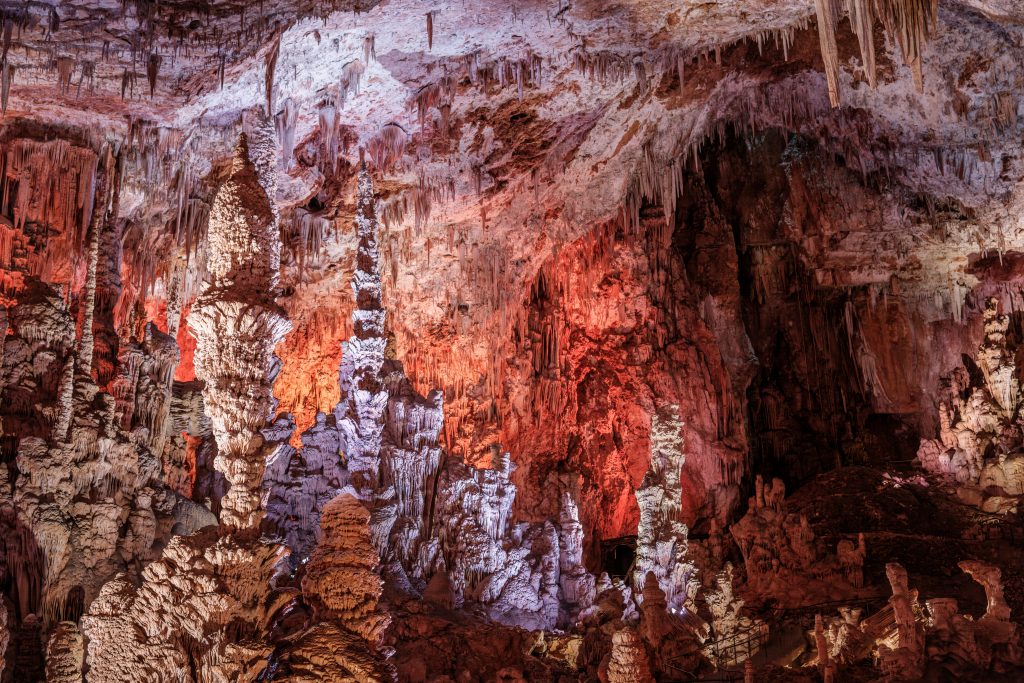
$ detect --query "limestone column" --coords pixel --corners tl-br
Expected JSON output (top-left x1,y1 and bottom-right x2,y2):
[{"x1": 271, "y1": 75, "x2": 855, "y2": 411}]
[
  {"x1": 335, "y1": 164, "x2": 389, "y2": 490},
  {"x1": 187, "y1": 133, "x2": 291, "y2": 530}
]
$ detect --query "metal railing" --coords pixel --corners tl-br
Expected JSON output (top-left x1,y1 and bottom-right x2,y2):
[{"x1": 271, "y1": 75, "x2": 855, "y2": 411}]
[{"x1": 706, "y1": 621, "x2": 770, "y2": 668}]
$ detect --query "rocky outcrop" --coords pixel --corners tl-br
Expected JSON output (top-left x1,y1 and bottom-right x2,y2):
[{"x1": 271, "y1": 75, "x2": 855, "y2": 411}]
[
  {"x1": 81, "y1": 529, "x2": 288, "y2": 682},
  {"x1": 918, "y1": 298, "x2": 1024, "y2": 512},
  {"x1": 731, "y1": 475, "x2": 865, "y2": 606}
]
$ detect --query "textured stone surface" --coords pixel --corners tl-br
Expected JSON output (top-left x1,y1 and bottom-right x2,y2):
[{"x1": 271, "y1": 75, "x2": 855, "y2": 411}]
[
  {"x1": 1, "y1": 2, "x2": 1024, "y2": 682},
  {"x1": 187, "y1": 133, "x2": 292, "y2": 530}
]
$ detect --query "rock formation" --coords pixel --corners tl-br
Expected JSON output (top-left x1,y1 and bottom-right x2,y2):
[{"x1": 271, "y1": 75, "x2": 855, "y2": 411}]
[
  {"x1": 2, "y1": 1, "x2": 1024, "y2": 681},
  {"x1": 187, "y1": 133, "x2": 292, "y2": 530},
  {"x1": 731, "y1": 475, "x2": 865, "y2": 606},
  {"x1": 44, "y1": 621, "x2": 83, "y2": 683},
  {"x1": 280, "y1": 492, "x2": 396, "y2": 681},
  {"x1": 0, "y1": 600, "x2": 8, "y2": 677},
  {"x1": 264, "y1": 165, "x2": 594, "y2": 634},
  {"x1": 558, "y1": 492, "x2": 596, "y2": 612},
  {"x1": 605, "y1": 626, "x2": 654, "y2": 683},
  {"x1": 81, "y1": 530, "x2": 288, "y2": 681},
  {"x1": 877, "y1": 563, "x2": 925, "y2": 680},
  {"x1": 918, "y1": 298, "x2": 1024, "y2": 512},
  {"x1": 81, "y1": 129, "x2": 294, "y2": 682},
  {"x1": 633, "y1": 406, "x2": 698, "y2": 614}
]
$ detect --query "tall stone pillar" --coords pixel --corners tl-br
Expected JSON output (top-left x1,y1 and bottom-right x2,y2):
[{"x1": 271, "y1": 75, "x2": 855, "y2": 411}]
[{"x1": 188, "y1": 133, "x2": 291, "y2": 530}]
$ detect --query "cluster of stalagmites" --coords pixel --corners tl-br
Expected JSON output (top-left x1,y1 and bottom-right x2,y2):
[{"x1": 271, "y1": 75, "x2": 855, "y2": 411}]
[
  {"x1": 731, "y1": 474, "x2": 866, "y2": 607},
  {"x1": 917, "y1": 297, "x2": 1024, "y2": 512},
  {"x1": 0, "y1": 142, "x2": 725, "y2": 678},
  {"x1": 0, "y1": 256, "x2": 215, "y2": 680},
  {"x1": 265, "y1": 165, "x2": 600, "y2": 633},
  {"x1": 80, "y1": 134, "x2": 402, "y2": 683},
  {"x1": 810, "y1": 560, "x2": 1021, "y2": 680}
]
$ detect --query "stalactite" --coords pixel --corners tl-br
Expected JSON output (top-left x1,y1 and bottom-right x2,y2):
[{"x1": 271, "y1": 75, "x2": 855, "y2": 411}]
[
  {"x1": 1, "y1": 61, "x2": 13, "y2": 114},
  {"x1": 318, "y1": 103, "x2": 339, "y2": 173},
  {"x1": 1, "y1": 138, "x2": 98, "y2": 270},
  {"x1": 286, "y1": 207, "x2": 334, "y2": 277},
  {"x1": 813, "y1": 0, "x2": 842, "y2": 108},
  {"x1": 876, "y1": 0, "x2": 938, "y2": 92},
  {"x1": 56, "y1": 56, "x2": 74, "y2": 94},
  {"x1": 120, "y1": 69, "x2": 135, "y2": 100},
  {"x1": 367, "y1": 123, "x2": 408, "y2": 172},
  {"x1": 363, "y1": 33, "x2": 376, "y2": 64},
  {"x1": 337, "y1": 59, "x2": 367, "y2": 109},
  {"x1": 573, "y1": 50, "x2": 632, "y2": 85},
  {"x1": 264, "y1": 32, "x2": 282, "y2": 117},
  {"x1": 275, "y1": 97, "x2": 299, "y2": 168},
  {"x1": 146, "y1": 53, "x2": 160, "y2": 97},
  {"x1": 845, "y1": 0, "x2": 877, "y2": 87}
]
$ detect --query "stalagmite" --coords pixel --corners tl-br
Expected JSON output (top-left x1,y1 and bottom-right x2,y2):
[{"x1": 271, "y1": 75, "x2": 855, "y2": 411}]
[
  {"x1": 187, "y1": 133, "x2": 291, "y2": 530},
  {"x1": 558, "y1": 492, "x2": 595, "y2": 610},
  {"x1": 336, "y1": 163, "x2": 388, "y2": 491},
  {"x1": 45, "y1": 621, "x2": 84, "y2": 683},
  {"x1": 815, "y1": 614, "x2": 832, "y2": 677},
  {"x1": 302, "y1": 493, "x2": 389, "y2": 639},
  {"x1": 731, "y1": 475, "x2": 864, "y2": 605},
  {"x1": 52, "y1": 353, "x2": 75, "y2": 442},
  {"x1": 77, "y1": 142, "x2": 112, "y2": 378},
  {"x1": 606, "y1": 626, "x2": 654, "y2": 683},
  {"x1": 877, "y1": 563, "x2": 924, "y2": 679},
  {"x1": 633, "y1": 406, "x2": 698, "y2": 614}
]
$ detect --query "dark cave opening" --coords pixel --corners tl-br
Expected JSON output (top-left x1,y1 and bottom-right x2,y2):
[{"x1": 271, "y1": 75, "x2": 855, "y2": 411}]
[
  {"x1": 600, "y1": 536, "x2": 636, "y2": 581},
  {"x1": 672, "y1": 126, "x2": 924, "y2": 495}
]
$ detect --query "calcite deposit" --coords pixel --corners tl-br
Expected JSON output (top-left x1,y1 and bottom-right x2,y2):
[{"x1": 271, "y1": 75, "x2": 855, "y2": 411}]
[
  {"x1": 1, "y1": 0, "x2": 1024, "y2": 681},
  {"x1": 188, "y1": 132, "x2": 292, "y2": 531}
]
